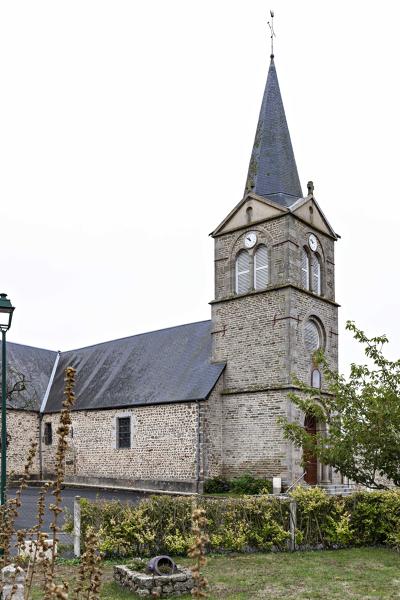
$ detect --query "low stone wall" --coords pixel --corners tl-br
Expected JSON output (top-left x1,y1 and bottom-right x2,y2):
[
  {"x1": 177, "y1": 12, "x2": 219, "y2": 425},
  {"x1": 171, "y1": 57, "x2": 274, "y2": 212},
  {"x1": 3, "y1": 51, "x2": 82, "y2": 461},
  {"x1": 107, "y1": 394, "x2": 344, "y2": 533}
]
[{"x1": 114, "y1": 564, "x2": 194, "y2": 597}]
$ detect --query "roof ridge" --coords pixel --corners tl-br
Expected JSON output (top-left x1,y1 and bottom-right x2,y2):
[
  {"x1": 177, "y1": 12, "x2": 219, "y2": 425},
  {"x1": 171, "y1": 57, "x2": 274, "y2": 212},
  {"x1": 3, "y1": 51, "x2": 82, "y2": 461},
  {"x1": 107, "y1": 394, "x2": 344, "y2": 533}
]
[
  {"x1": 60, "y1": 319, "x2": 212, "y2": 353},
  {"x1": 7, "y1": 340, "x2": 59, "y2": 353}
]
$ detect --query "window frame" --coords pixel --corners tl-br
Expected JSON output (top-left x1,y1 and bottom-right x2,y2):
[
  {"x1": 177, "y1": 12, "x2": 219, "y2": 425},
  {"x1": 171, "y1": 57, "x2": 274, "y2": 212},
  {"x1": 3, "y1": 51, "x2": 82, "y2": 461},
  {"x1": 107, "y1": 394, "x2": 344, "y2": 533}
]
[
  {"x1": 117, "y1": 416, "x2": 132, "y2": 449},
  {"x1": 235, "y1": 249, "x2": 251, "y2": 295},
  {"x1": 311, "y1": 368, "x2": 322, "y2": 389},
  {"x1": 301, "y1": 247, "x2": 311, "y2": 290},
  {"x1": 44, "y1": 422, "x2": 52, "y2": 446},
  {"x1": 254, "y1": 244, "x2": 269, "y2": 290},
  {"x1": 311, "y1": 253, "x2": 322, "y2": 295},
  {"x1": 304, "y1": 317, "x2": 325, "y2": 353}
]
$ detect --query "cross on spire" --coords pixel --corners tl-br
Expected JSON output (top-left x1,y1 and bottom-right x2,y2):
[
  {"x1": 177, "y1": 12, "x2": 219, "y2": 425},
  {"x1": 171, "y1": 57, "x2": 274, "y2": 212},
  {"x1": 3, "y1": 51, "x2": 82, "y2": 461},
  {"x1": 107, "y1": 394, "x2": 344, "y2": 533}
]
[{"x1": 268, "y1": 10, "x2": 276, "y2": 59}]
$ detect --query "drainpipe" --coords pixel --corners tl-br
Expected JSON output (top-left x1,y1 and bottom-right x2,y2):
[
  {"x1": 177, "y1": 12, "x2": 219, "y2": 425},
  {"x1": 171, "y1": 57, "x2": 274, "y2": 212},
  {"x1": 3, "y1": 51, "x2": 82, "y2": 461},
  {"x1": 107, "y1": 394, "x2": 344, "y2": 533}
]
[
  {"x1": 39, "y1": 351, "x2": 61, "y2": 480},
  {"x1": 38, "y1": 413, "x2": 43, "y2": 480}
]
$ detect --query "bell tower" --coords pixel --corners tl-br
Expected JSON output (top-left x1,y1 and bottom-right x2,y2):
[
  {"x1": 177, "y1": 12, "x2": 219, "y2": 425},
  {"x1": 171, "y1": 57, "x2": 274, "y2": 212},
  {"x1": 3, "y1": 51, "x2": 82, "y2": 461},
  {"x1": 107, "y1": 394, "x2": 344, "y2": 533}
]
[{"x1": 210, "y1": 55, "x2": 339, "y2": 486}]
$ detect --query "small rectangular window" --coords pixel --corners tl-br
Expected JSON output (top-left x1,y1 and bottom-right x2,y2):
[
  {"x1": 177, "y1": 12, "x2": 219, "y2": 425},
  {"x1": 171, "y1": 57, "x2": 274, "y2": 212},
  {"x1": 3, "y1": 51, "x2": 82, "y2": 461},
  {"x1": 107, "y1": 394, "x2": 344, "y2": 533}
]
[
  {"x1": 44, "y1": 422, "x2": 52, "y2": 446},
  {"x1": 117, "y1": 417, "x2": 131, "y2": 449}
]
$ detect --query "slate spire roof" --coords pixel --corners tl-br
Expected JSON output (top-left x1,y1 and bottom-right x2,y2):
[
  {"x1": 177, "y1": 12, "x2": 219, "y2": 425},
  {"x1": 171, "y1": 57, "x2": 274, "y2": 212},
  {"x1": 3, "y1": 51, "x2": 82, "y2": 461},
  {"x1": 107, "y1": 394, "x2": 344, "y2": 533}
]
[{"x1": 245, "y1": 57, "x2": 303, "y2": 207}]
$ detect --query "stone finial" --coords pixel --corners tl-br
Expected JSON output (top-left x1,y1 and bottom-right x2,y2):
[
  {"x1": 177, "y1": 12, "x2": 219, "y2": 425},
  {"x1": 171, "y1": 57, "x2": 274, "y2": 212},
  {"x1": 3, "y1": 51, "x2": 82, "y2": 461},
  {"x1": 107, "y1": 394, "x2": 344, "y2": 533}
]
[{"x1": 307, "y1": 181, "x2": 314, "y2": 196}]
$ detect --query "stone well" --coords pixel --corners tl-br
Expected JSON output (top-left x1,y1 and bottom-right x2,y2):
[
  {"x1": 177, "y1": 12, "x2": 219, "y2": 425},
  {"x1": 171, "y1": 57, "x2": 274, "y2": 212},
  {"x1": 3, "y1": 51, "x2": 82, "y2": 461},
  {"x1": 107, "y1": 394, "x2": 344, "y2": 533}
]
[{"x1": 114, "y1": 564, "x2": 194, "y2": 597}]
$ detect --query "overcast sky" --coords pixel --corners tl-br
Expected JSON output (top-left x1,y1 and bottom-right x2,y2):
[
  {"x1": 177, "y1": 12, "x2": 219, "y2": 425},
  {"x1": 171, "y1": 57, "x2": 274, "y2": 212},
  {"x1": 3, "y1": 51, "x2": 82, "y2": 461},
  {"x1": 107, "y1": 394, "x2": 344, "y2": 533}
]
[{"x1": 0, "y1": 0, "x2": 399, "y2": 373}]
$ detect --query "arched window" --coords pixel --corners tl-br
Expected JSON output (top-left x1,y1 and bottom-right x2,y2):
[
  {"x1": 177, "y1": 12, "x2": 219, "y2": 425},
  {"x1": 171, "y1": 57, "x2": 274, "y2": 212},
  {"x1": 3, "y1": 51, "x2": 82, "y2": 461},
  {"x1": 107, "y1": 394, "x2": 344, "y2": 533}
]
[
  {"x1": 235, "y1": 250, "x2": 250, "y2": 294},
  {"x1": 311, "y1": 368, "x2": 321, "y2": 389},
  {"x1": 301, "y1": 248, "x2": 310, "y2": 290},
  {"x1": 304, "y1": 319, "x2": 322, "y2": 353},
  {"x1": 254, "y1": 245, "x2": 269, "y2": 290},
  {"x1": 311, "y1": 254, "x2": 322, "y2": 295}
]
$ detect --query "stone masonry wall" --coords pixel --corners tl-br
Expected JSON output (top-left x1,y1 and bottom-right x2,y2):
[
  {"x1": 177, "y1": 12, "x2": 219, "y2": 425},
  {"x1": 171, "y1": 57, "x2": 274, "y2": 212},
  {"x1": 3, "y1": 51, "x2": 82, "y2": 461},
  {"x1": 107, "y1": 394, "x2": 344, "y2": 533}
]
[
  {"x1": 220, "y1": 389, "x2": 291, "y2": 481},
  {"x1": 42, "y1": 402, "x2": 198, "y2": 486},
  {"x1": 5, "y1": 410, "x2": 40, "y2": 477},
  {"x1": 202, "y1": 376, "x2": 224, "y2": 478},
  {"x1": 211, "y1": 289, "x2": 288, "y2": 390},
  {"x1": 211, "y1": 211, "x2": 338, "y2": 486}
]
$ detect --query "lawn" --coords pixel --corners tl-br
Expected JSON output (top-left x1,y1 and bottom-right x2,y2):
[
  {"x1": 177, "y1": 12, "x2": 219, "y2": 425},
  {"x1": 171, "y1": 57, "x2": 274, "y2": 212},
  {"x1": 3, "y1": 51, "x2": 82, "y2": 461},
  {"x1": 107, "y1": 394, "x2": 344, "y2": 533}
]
[{"x1": 30, "y1": 547, "x2": 400, "y2": 599}]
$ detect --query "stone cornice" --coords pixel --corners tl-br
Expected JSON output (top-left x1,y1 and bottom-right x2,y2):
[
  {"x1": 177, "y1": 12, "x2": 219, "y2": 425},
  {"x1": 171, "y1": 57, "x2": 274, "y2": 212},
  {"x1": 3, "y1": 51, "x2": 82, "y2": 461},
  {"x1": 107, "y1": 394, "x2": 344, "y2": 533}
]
[
  {"x1": 222, "y1": 385, "x2": 334, "y2": 397},
  {"x1": 210, "y1": 284, "x2": 340, "y2": 307}
]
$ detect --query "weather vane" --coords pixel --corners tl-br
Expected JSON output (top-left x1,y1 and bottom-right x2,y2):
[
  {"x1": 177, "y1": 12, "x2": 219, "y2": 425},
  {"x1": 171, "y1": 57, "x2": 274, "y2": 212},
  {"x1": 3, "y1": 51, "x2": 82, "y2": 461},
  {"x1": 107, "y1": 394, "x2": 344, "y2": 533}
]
[{"x1": 268, "y1": 10, "x2": 276, "y2": 58}]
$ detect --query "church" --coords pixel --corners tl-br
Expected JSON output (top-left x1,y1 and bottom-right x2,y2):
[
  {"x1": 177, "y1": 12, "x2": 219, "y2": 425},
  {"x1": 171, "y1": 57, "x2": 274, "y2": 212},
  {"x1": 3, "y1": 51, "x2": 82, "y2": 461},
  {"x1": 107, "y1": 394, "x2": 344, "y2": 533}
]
[{"x1": 3, "y1": 51, "x2": 339, "y2": 493}]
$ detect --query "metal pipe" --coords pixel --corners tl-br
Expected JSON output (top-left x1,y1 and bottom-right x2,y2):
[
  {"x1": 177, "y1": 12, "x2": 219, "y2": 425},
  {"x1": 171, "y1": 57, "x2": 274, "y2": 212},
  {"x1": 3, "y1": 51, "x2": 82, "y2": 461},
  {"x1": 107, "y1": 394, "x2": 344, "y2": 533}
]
[{"x1": 285, "y1": 471, "x2": 306, "y2": 494}]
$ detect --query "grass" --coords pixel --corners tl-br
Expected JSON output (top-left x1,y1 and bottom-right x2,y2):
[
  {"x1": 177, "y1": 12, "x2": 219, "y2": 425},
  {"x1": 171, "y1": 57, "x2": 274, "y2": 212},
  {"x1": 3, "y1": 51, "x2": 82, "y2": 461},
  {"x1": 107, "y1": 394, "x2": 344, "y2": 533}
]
[{"x1": 31, "y1": 547, "x2": 400, "y2": 599}]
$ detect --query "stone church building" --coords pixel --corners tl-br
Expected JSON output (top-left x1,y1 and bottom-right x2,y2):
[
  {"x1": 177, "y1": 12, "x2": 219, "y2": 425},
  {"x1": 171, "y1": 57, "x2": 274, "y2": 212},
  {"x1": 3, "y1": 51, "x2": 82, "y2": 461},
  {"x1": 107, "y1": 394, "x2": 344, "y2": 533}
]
[{"x1": 4, "y1": 55, "x2": 339, "y2": 493}]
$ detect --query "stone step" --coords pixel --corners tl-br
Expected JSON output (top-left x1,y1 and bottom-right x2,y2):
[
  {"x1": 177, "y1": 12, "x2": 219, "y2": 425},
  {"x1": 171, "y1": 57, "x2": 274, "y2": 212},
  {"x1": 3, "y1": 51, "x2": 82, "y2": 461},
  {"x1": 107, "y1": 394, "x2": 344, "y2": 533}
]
[{"x1": 323, "y1": 485, "x2": 355, "y2": 496}]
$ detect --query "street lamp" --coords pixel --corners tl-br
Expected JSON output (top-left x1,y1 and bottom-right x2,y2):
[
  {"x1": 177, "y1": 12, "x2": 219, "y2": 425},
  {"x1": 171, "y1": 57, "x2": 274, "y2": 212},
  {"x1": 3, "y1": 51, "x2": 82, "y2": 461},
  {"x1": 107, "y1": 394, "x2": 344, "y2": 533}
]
[{"x1": 0, "y1": 293, "x2": 15, "y2": 506}]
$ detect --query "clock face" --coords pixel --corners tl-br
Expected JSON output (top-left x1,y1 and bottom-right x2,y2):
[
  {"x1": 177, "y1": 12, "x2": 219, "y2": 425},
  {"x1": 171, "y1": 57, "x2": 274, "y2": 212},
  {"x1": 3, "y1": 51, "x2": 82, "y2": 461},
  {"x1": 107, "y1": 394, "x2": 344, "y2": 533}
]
[
  {"x1": 308, "y1": 234, "x2": 318, "y2": 252},
  {"x1": 244, "y1": 231, "x2": 257, "y2": 248}
]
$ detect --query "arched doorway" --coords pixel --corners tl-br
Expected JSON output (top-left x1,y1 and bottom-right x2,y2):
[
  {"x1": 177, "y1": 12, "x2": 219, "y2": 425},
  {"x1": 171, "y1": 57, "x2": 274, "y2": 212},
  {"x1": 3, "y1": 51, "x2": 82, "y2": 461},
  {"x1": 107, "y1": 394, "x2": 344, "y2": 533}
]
[{"x1": 304, "y1": 414, "x2": 318, "y2": 485}]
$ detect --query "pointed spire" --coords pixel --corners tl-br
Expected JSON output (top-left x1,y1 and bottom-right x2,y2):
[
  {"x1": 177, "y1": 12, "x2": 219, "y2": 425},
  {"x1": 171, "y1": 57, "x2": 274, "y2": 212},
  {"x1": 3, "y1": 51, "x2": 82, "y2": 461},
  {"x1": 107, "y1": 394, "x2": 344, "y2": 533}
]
[{"x1": 245, "y1": 57, "x2": 303, "y2": 206}]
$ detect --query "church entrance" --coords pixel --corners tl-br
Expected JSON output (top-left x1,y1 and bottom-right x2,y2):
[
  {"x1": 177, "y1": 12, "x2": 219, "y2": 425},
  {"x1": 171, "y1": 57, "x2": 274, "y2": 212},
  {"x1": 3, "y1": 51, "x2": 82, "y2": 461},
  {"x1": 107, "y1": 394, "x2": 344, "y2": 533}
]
[{"x1": 304, "y1": 414, "x2": 318, "y2": 485}]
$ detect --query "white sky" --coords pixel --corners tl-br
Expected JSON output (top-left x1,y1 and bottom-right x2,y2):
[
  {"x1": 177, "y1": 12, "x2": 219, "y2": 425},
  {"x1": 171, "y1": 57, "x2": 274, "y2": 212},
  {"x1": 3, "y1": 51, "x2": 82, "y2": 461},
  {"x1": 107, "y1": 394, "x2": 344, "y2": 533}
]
[{"x1": 1, "y1": 0, "x2": 399, "y2": 373}]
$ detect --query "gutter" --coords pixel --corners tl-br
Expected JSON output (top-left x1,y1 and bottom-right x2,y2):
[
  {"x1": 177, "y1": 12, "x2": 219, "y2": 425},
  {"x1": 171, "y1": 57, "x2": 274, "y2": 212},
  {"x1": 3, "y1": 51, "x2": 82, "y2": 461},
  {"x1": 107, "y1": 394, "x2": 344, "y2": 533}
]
[{"x1": 39, "y1": 351, "x2": 61, "y2": 479}]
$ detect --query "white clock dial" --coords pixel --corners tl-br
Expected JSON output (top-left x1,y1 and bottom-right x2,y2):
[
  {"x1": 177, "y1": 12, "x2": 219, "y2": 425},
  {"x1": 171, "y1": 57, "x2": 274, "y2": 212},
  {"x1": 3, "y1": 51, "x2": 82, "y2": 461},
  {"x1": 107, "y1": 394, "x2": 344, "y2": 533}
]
[
  {"x1": 308, "y1": 234, "x2": 318, "y2": 252},
  {"x1": 244, "y1": 231, "x2": 257, "y2": 248}
]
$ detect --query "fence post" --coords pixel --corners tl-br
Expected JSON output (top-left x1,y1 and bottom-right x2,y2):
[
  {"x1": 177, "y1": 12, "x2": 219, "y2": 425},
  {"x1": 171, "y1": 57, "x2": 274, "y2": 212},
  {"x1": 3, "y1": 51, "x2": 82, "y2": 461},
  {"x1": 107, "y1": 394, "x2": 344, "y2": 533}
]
[
  {"x1": 74, "y1": 496, "x2": 81, "y2": 558},
  {"x1": 272, "y1": 477, "x2": 281, "y2": 495},
  {"x1": 289, "y1": 500, "x2": 297, "y2": 551}
]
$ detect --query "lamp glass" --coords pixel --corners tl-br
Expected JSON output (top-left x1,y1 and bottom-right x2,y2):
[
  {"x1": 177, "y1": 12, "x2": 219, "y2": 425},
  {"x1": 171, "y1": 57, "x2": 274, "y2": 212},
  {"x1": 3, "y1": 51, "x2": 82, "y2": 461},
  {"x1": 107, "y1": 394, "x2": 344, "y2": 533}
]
[{"x1": 0, "y1": 310, "x2": 12, "y2": 330}]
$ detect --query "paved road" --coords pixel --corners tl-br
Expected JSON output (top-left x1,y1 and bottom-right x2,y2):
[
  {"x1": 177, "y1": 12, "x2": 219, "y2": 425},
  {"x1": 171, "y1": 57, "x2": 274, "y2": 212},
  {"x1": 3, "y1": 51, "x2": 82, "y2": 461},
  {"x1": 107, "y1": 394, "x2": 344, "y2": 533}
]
[{"x1": 8, "y1": 486, "x2": 143, "y2": 533}]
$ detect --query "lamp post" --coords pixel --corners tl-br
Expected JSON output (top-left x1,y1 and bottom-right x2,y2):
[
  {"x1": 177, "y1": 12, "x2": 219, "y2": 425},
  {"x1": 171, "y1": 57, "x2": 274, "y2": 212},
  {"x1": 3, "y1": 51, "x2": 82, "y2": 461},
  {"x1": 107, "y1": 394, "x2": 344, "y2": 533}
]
[{"x1": 0, "y1": 293, "x2": 15, "y2": 506}]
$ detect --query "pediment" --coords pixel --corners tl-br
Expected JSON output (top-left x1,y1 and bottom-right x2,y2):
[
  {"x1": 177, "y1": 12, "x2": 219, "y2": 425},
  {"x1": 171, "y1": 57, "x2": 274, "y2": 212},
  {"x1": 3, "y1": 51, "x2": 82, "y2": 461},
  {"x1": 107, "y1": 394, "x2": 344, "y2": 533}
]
[
  {"x1": 290, "y1": 196, "x2": 338, "y2": 239},
  {"x1": 211, "y1": 193, "x2": 288, "y2": 237}
]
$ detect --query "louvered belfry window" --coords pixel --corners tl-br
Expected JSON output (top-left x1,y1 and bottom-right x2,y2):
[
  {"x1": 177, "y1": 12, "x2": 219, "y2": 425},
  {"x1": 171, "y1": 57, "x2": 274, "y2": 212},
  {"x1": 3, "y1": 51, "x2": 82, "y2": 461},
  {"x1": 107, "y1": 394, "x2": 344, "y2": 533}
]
[
  {"x1": 235, "y1": 250, "x2": 250, "y2": 294},
  {"x1": 304, "y1": 319, "x2": 321, "y2": 352},
  {"x1": 301, "y1": 248, "x2": 310, "y2": 289},
  {"x1": 254, "y1": 245, "x2": 269, "y2": 290},
  {"x1": 117, "y1": 417, "x2": 131, "y2": 449},
  {"x1": 312, "y1": 255, "x2": 321, "y2": 295}
]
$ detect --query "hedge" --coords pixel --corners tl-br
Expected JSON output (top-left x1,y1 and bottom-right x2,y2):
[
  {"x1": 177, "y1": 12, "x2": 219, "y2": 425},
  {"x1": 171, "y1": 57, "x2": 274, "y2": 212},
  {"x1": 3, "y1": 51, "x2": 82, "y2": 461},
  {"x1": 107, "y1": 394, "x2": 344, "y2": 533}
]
[{"x1": 72, "y1": 488, "x2": 400, "y2": 558}]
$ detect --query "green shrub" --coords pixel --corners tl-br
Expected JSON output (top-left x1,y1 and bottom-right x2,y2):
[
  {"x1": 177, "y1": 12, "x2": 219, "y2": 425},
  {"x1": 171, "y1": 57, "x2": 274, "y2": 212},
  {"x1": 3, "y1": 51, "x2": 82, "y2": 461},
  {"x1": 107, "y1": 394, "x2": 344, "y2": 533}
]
[
  {"x1": 230, "y1": 474, "x2": 272, "y2": 495},
  {"x1": 204, "y1": 473, "x2": 272, "y2": 495},
  {"x1": 78, "y1": 488, "x2": 400, "y2": 558},
  {"x1": 204, "y1": 476, "x2": 230, "y2": 494},
  {"x1": 80, "y1": 494, "x2": 289, "y2": 557}
]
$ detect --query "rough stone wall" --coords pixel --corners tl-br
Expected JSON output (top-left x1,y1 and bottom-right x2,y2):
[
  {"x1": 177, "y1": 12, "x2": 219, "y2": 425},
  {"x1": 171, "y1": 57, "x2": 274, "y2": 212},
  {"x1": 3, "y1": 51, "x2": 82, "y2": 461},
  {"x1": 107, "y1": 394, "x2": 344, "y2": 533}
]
[
  {"x1": 202, "y1": 377, "x2": 224, "y2": 478},
  {"x1": 5, "y1": 410, "x2": 40, "y2": 476},
  {"x1": 287, "y1": 215, "x2": 336, "y2": 301},
  {"x1": 288, "y1": 288, "x2": 338, "y2": 388},
  {"x1": 220, "y1": 389, "x2": 292, "y2": 481},
  {"x1": 213, "y1": 216, "x2": 287, "y2": 302},
  {"x1": 211, "y1": 211, "x2": 338, "y2": 485},
  {"x1": 212, "y1": 290, "x2": 288, "y2": 390},
  {"x1": 41, "y1": 402, "x2": 198, "y2": 485}
]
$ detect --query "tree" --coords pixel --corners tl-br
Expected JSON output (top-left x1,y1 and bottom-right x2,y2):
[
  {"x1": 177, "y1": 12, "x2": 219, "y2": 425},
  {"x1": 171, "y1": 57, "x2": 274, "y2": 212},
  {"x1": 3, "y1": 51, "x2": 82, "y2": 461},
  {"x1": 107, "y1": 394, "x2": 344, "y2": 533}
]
[
  {"x1": 0, "y1": 366, "x2": 39, "y2": 410},
  {"x1": 281, "y1": 321, "x2": 400, "y2": 489}
]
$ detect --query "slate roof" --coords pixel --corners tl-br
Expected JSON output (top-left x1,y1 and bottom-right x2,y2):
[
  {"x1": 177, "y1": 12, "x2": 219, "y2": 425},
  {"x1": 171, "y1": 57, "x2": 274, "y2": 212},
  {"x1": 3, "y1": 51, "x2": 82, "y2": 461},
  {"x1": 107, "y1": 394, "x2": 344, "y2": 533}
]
[
  {"x1": 44, "y1": 320, "x2": 225, "y2": 413},
  {"x1": 1, "y1": 343, "x2": 58, "y2": 410},
  {"x1": 244, "y1": 57, "x2": 303, "y2": 207}
]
